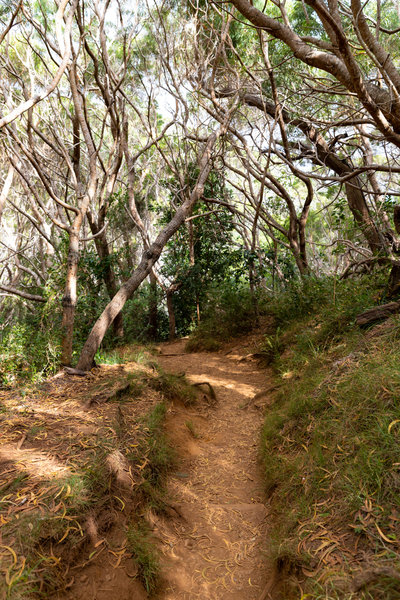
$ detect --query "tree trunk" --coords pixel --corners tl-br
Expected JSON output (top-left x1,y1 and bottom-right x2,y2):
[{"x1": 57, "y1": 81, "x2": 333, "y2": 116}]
[
  {"x1": 61, "y1": 63, "x2": 98, "y2": 365},
  {"x1": 187, "y1": 219, "x2": 201, "y2": 324},
  {"x1": 165, "y1": 281, "x2": 181, "y2": 341},
  {"x1": 309, "y1": 130, "x2": 384, "y2": 255},
  {"x1": 0, "y1": 164, "x2": 14, "y2": 225},
  {"x1": 387, "y1": 265, "x2": 400, "y2": 298},
  {"x1": 248, "y1": 257, "x2": 260, "y2": 325},
  {"x1": 387, "y1": 206, "x2": 400, "y2": 297},
  {"x1": 76, "y1": 129, "x2": 223, "y2": 371},
  {"x1": 88, "y1": 215, "x2": 124, "y2": 338},
  {"x1": 61, "y1": 232, "x2": 79, "y2": 365},
  {"x1": 166, "y1": 290, "x2": 176, "y2": 341},
  {"x1": 288, "y1": 231, "x2": 309, "y2": 276},
  {"x1": 356, "y1": 301, "x2": 400, "y2": 326},
  {"x1": 148, "y1": 270, "x2": 158, "y2": 340}
]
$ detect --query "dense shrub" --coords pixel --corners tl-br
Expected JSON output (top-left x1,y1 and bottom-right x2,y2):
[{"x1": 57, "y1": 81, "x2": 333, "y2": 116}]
[
  {"x1": 186, "y1": 282, "x2": 262, "y2": 351},
  {"x1": 0, "y1": 313, "x2": 61, "y2": 387},
  {"x1": 123, "y1": 284, "x2": 169, "y2": 343},
  {"x1": 268, "y1": 273, "x2": 387, "y2": 346}
]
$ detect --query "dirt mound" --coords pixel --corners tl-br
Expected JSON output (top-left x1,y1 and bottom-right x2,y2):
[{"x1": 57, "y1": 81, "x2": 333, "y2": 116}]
[{"x1": 0, "y1": 361, "x2": 160, "y2": 600}]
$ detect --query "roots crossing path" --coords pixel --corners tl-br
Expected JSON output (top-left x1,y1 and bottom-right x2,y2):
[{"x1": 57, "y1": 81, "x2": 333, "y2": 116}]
[{"x1": 153, "y1": 339, "x2": 273, "y2": 600}]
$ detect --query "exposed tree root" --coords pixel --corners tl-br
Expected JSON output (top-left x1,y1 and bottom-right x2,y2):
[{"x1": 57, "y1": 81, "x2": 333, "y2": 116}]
[{"x1": 191, "y1": 381, "x2": 218, "y2": 405}]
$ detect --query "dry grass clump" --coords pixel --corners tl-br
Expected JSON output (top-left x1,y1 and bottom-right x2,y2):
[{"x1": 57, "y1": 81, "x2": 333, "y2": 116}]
[{"x1": 145, "y1": 368, "x2": 198, "y2": 406}]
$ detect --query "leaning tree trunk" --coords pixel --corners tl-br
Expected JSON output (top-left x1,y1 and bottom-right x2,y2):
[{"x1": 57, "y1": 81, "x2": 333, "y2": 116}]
[{"x1": 76, "y1": 129, "x2": 223, "y2": 371}]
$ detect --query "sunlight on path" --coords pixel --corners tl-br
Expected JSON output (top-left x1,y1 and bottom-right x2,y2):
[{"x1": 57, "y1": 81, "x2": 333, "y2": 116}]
[{"x1": 154, "y1": 340, "x2": 272, "y2": 600}]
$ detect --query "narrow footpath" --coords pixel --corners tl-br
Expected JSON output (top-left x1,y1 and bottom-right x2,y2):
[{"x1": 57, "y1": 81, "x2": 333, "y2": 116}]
[{"x1": 152, "y1": 339, "x2": 274, "y2": 600}]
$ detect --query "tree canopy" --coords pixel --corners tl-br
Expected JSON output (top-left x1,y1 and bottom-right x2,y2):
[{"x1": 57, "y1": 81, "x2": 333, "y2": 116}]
[{"x1": 1, "y1": 0, "x2": 400, "y2": 377}]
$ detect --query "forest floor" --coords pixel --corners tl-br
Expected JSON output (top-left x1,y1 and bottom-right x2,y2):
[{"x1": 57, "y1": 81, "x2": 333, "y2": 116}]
[
  {"x1": 0, "y1": 335, "x2": 275, "y2": 600},
  {"x1": 155, "y1": 338, "x2": 274, "y2": 600}
]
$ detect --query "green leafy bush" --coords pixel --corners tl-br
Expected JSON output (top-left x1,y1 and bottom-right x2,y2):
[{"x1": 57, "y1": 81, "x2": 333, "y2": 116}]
[
  {"x1": 123, "y1": 286, "x2": 169, "y2": 343},
  {"x1": 267, "y1": 273, "x2": 387, "y2": 353},
  {"x1": 0, "y1": 314, "x2": 61, "y2": 387},
  {"x1": 186, "y1": 281, "x2": 261, "y2": 351}
]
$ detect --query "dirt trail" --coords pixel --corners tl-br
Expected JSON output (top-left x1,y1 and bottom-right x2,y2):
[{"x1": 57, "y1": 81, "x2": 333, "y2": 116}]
[{"x1": 153, "y1": 339, "x2": 273, "y2": 600}]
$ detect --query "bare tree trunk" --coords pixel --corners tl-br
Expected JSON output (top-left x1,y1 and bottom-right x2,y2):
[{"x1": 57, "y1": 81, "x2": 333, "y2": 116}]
[
  {"x1": 148, "y1": 270, "x2": 158, "y2": 340},
  {"x1": 289, "y1": 232, "x2": 309, "y2": 276},
  {"x1": 166, "y1": 290, "x2": 176, "y2": 341},
  {"x1": 61, "y1": 231, "x2": 79, "y2": 365},
  {"x1": 0, "y1": 164, "x2": 14, "y2": 225},
  {"x1": 76, "y1": 129, "x2": 224, "y2": 371},
  {"x1": 59, "y1": 62, "x2": 99, "y2": 365},
  {"x1": 87, "y1": 214, "x2": 124, "y2": 338}
]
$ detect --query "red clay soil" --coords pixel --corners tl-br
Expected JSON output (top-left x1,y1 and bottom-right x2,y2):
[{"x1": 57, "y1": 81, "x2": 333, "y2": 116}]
[
  {"x1": 153, "y1": 339, "x2": 274, "y2": 600},
  {"x1": 0, "y1": 339, "x2": 274, "y2": 600}
]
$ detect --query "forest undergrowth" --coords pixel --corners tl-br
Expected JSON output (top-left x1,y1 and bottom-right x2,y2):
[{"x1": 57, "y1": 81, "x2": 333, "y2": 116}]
[
  {"x1": 2, "y1": 273, "x2": 400, "y2": 599},
  {"x1": 254, "y1": 276, "x2": 400, "y2": 599}
]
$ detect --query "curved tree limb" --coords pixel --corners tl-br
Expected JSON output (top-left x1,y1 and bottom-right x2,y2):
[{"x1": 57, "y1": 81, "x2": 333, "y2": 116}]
[{"x1": 0, "y1": 284, "x2": 46, "y2": 302}]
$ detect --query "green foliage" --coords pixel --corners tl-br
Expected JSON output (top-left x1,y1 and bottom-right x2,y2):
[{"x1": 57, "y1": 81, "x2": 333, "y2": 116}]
[
  {"x1": 0, "y1": 308, "x2": 61, "y2": 387},
  {"x1": 186, "y1": 281, "x2": 260, "y2": 351},
  {"x1": 268, "y1": 273, "x2": 387, "y2": 343},
  {"x1": 290, "y1": 0, "x2": 325, "y2": 36},
  {"x1": 123, "y1": 285, "x2": 170, "y2": 343},
  {"x1": 260, "y1": 328, "x2": 283, "y2": 364},
  {"x1": 160, "y1": 169, "x2": 248, "y2": 335},
  {"x1": 261, "y1": 275, "x2": 400, "y2": 598}
]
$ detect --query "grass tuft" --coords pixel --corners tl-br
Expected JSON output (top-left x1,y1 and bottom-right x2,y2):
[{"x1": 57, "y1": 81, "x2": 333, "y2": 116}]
[
  {"x1": 127, "y1": 520, "x2": 160, "y2": 593},
  {"x1": 146, "y1": 368, "x2": 198, "y2": 405}
]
